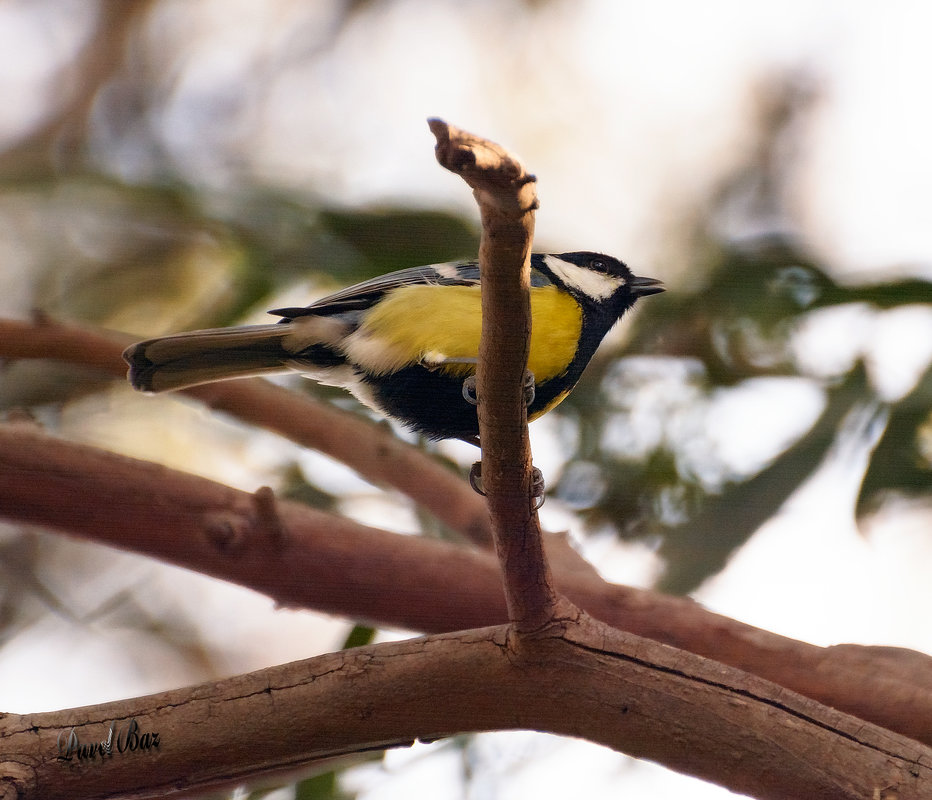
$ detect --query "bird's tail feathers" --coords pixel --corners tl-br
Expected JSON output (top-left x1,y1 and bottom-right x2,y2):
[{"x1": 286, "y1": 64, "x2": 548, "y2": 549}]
[{"x1": 124, "y1": 324, "x2": 294, "y2": 392}]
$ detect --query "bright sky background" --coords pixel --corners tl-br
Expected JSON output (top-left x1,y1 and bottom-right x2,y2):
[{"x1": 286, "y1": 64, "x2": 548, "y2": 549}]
[{"x1": 1, "y1": 1, "x2": 932, "y2": 798}]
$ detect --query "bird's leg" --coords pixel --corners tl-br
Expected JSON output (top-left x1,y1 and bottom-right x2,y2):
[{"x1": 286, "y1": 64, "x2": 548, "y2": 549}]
[{"x1": 465, "y1": 369, "x2": 542, "y2": 504}]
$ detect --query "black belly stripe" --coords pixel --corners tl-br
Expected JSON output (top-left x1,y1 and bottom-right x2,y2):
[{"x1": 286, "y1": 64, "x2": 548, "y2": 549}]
[{"x1": 364, "y1": 364, "x2": 574, "y2": 441}]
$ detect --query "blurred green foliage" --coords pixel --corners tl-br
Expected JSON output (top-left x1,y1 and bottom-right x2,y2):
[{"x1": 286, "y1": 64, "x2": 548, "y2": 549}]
[{"x1": 558, "y1": 235, "x2": 932, "y2": 593}]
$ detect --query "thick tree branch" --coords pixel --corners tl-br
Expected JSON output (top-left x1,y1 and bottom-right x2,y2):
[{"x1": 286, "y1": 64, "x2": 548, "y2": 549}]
[
  {"x1": 430, "y1": 119, "x2": 560, "y2": 631},
  {"x1": 1, "y1": 619, "x2": 930, "y2": 800},
  {"x1": 2, "y1": 425, "x2": 932, "y2": 750},
  {"x1": 0, "y1": 423, "x2": 504, "y2": 632}
]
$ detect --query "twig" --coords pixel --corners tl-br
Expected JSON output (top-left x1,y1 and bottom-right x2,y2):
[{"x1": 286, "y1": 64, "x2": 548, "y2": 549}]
[{"x1": 429, "y1": 119, "x2": 562, "y2": 631}]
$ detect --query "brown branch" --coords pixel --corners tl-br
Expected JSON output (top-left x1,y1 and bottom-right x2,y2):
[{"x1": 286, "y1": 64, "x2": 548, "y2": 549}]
[
  {"x1": 0, "y1": 423, "x2": 504, "y2": 632},
  {"x1": 2, "y1": 425, "x2": 932, "y2": 750},
  {"x1": 429, "y1": 119, "x2": 560, "y2": 631},
  {"x1": 0, "y1": 316, "x2": 493, "y2": 547},
  {"x1": 2, "y1": 619, "x2": 931, "y2": 800}
]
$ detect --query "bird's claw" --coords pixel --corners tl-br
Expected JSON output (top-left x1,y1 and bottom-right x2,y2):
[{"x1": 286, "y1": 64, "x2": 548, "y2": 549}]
[
  {"x1": 523, "y1": 370, "x2": 536, "y2": 407},
  {"x1": 468, "y1": 462, "x2": 546, "y2": 509},
  {"x1": 462, "y1": 375, "x2": 478, "y2": 405},
  {"x1": 462, "y1": 371, "x2": 535, "y2": 407}
]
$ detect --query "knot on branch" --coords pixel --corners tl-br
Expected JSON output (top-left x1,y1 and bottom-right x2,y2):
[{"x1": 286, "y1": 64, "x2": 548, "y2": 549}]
[
  {"x1": 201, "y1": 487, "x2": 287, "y2": 555},
  {"x1": 202, "y1": 511, "x2": 250, "y2": 555}
]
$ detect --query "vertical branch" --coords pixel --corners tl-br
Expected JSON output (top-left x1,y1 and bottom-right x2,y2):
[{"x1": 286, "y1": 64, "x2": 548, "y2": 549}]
[{"x1": 429, "y1": 119, "x2": 561, "y2": 631}]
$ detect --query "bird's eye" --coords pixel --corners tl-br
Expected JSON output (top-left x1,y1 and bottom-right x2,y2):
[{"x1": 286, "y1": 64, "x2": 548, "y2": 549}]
[{"x1": 590, "y1": 259, "x2": 605, "y2": 271}]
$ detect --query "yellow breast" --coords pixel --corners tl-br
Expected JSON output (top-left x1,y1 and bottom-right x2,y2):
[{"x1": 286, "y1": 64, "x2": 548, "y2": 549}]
[{"x1": 344, "y1": 284, "x2": 582, "y2": 380}]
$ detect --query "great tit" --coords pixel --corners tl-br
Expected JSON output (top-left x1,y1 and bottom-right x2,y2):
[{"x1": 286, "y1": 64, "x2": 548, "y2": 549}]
[{"x1": 123, "y1": 252, "x2": 664, "y2": 442}]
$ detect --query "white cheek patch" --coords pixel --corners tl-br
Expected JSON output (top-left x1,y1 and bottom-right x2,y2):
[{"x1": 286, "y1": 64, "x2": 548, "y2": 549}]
[{"x1": 544, "y1": 255, "x2": 626, "y2": 300}]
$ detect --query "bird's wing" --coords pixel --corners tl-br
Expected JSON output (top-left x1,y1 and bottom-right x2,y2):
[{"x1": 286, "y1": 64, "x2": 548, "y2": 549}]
[
  {"x1": 269, "y1": 262, "x2": 482, "y2": 318},
  {"x1": 269, "y1": 258, "x2": 555, "y2": 319}
]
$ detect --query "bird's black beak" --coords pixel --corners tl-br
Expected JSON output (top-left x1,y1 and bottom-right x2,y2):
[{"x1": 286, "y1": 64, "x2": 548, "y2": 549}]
[{"x1": 631, "y1": 275, "x2": 665, "y2": 296}]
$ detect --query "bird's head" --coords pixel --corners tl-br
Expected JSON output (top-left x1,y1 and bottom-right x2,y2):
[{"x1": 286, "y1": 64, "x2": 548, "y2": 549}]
[{"x1": 538, "y1": 251, "x2": 664, "y2": 311}]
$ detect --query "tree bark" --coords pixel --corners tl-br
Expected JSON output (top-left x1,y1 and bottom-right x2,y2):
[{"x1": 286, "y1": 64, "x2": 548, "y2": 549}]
[{"x1": 2, "y1": 617, "x2": 930, "y2": 800}]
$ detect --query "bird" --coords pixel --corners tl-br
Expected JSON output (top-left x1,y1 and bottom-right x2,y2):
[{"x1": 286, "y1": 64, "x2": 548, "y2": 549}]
[{"x1": 123, "y1": 252, "x2": 664, "y2": 443}]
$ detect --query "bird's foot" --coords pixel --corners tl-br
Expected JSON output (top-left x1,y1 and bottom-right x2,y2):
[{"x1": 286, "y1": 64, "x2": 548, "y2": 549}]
[
  {"x1": 462, "y1": 371, "x2": 535, "y2": 407},
  {"x1": 523, "y1": 370, "x2": 536, "y2": 407},
  {"x1": 468, "y1": 462, "x2": 545, "y2": 509}
]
